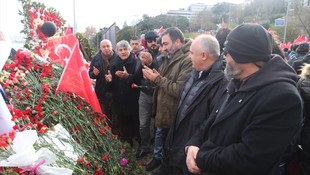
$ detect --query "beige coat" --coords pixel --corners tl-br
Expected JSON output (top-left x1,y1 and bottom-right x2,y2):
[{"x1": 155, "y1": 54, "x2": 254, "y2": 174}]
[{"x1": 153, "y1": 38, "x2": 192, "y2": 128}]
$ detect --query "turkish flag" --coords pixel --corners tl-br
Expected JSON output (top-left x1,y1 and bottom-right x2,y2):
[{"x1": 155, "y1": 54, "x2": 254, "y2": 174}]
[
  {"x1": 47, "y1": 34, "x2": 77, "y2": 66},
  {"x1": 222, "y1": 20, "x2": 226, "y2": 28},
  {"x1": 158, "y1": 26, "x2": 164, "y2": 34},
  {"x1": 65, "y1": 25, "x2": 73, "y2": 35},
  {"x1": 56, "y1": 37, "x2": 102, "y2": 114}
]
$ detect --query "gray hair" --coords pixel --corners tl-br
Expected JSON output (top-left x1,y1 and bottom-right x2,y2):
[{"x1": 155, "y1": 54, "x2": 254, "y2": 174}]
[
  {"x1": 198, "y1": 35, "x2": 220, "y2": 59},
  {"x1": 116, "y1": 40, "x2": 132, "y2": 51}
]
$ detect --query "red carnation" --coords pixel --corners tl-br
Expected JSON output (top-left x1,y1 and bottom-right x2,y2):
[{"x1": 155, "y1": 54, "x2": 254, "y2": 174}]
[{"x1": 77, "y1": 157, "x2": 84, "y2": 162}]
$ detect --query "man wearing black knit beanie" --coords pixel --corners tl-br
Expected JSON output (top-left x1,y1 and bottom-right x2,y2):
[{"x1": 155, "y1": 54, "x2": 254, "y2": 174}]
[{"x1": 185, "y1": 23, "x2": 302, "y2": 175}]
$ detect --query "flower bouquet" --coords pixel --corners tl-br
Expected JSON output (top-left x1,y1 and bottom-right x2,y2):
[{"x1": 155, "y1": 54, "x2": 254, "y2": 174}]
[{"x1": 0, "y1": 0, "x2": 149, "y2": 174}]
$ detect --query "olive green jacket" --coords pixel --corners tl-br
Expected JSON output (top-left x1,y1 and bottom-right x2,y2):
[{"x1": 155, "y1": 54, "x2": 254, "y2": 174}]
[{"x1": 153, "y1": 38, "x2": 193, "y2": 128}]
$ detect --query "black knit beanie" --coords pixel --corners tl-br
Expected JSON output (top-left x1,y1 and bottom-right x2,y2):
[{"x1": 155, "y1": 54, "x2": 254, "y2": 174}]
[{"x1": 224, "y1": 23, "x2": 273, "y2": 63}]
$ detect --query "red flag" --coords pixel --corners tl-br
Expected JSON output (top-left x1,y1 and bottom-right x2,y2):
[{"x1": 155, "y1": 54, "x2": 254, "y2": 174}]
[
  {"x1": 57, "y1": 35, "x2": 102, "y2": 113},
  {"x1": 287, "y1": 42, "x2": 292, "y2": 49},
  {"x1": 158, "y1": 26, "x2": 164, "y2": 34},
  {"x1": 47, "y1": 34, "x2": 77, "y2": 66},
  {"x1": 301, "y1": 35, "x2": 306, "y2": 43},
  {"x1": 254, "y1": 20, "x2": 257, "y2": 24},
  {"x1": 294, "y1": 36, "x2": 301, "y2": 44},
  {"x1": 268, "y1": 28, "x2": 274, "y2": 36},
  {"x1": 65, "y1": 25, "x2": 73, "y2": 35},
  {"x1": 222, "y1": 20, "x2": 226, "y2": 28},
  {"x1": 193, "y1": 35, "x2": 196, "y2": 40}
]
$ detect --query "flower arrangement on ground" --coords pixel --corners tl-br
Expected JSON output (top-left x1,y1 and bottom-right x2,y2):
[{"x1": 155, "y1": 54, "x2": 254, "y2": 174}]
[{"x1": 0, "y1": 0, "x2": 149, "y2": 174}]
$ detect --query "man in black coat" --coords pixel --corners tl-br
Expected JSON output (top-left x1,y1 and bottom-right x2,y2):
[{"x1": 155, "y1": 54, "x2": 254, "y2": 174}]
[
  {"x1": 153, "y1": 35, "x2": 229, "y2": 175},
  {"x1": 186, "y1": 24, "x2": 303, "y2": 175},
  {"x1": 106, "y1": 40, "x2": 141, "y2": 146},
  {"x1": 293, "y1": 52, "x2": 310, "y2": 75},
  {"x1": 88, "y1": 39, "x2": 117, "y2": 117}
]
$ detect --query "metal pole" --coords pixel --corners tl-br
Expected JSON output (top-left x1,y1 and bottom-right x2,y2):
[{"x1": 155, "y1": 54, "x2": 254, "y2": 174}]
[
  {"x1": 73, "y1": 0, "x2": 76, "y2": 33},
  {"x1": 284, "y1": 0, "x2": 290, "y2": 42},
  {"x1": 229, "y1": 4, "x2": 231, "y2": 28}
]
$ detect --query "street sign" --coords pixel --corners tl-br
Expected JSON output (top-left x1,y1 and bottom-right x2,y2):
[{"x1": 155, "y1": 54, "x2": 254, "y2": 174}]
[{"x1": 275, "y1": 19, "x2": 285, "y2": 26}]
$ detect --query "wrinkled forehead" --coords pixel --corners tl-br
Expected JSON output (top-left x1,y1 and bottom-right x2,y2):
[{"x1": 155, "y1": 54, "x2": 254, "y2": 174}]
[
  {"x1": 131, "y1": 40, "x2": 140, "y2": 44},
  {"x1": 101, "y1": 40, "x2": 111, "y2": 47}
]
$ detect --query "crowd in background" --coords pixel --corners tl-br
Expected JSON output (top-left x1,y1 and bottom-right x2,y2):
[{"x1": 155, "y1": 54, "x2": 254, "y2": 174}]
[{"x1": 88, "y1": 24, "x2": 310, "y2": 175}]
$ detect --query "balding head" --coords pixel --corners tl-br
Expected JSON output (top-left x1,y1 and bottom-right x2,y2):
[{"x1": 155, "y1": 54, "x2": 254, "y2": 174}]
[
  {"x1": 189, "y1": 35, "x2": 220, "y2": 71},
  {"x1": 100, "y1": 39, "x2": 113, "y2": 56},
  {"x1": 196, "y1": 35, "x2": 220, "y2": 59}
]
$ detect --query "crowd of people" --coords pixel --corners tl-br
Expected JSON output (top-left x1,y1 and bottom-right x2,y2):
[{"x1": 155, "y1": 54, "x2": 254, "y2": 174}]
[{"x1": 88, "y1": 24, "x2": 310, "y2": 175}]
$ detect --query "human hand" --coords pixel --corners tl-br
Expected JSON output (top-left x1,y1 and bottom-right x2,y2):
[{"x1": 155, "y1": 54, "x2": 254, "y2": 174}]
[
  {"x1": 139, "y1": 52, "x2": 152, "y2": 66},
  {"x1": 105, "y1": 70, "x2": 112, "y2": 82},
  {"x1": 186, "y1": 146, "x2": 202, "y2": 174},
  {"x1": 142, "y1": 66, "x2": 159, "y2": 82},
  {"x1": 93, "y1": 66, "x2": 99, "y2": 76},
  {"x1": 115, "y1": 66, "x2": 129, "y2": 79}
]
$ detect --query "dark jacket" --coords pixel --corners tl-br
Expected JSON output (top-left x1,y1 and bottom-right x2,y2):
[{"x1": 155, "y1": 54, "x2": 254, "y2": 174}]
[
  {"x1": 88, "y1": 50, "x2": 117, "y2": 102},
  {"x1": 135, "y1": 50, "x2": 162, "y2": 95},
  {"x1": 288, "y1": 52, "x2": 307, "y2": 66},
  {"x1": 297, "y1": 64, "x2": 310, "y2": 173},
  {"x1": 153, "y1": 38, "x2": 193, "y2": 128},
  {"x1": 186, "y1": 55, "x2": 302, "y2": 175},
  {"x1": 109, "y1": 55, "x2": 140, "y2": 116},
  {"x1": 293, "y1": 52, "x2": 310, "y2": 75},
  {"x1": 164, "y1": 58, "x2": 229, "y2": 168}
]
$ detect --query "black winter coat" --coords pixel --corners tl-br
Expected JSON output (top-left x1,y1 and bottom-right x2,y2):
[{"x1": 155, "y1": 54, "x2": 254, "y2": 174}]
[
  {"x1": 164, "y1": 58, "x2": 228, "y2": 168},
  {"x1": 88, "y1": 50, "x2": 117, "y2": 102},
  {"x1": 109, "y1": 55, "x2": 140, "y2": 116},
  {"x1": 293, "y1": 52, "x2": 310, "y2": 75},
  {"x1": 186, "y1": 55, "x2": 302, "y2": 175}
]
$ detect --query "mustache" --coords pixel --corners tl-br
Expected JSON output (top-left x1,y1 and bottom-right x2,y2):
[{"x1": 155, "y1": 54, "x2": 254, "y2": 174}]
[{"x1": 151, "y1": 44, "x2": 157, "y2": 47}]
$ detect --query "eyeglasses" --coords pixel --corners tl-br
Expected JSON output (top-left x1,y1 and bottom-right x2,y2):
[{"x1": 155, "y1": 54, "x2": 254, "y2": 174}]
[
  {"x1": 223, "y1": 48, "x2": 228, "y2": 56},
  {"x1": 146, "y1": 39, "x2": 156, "y2": 43}
]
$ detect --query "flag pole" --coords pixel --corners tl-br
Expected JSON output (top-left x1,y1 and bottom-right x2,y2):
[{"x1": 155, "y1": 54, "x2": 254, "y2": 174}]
[
  {"x1": 284, "y1": 0, "x2": 290, "y2": 42},
  {"x1": 73, "y1": 0, "x2": 76, "y2": 33}
]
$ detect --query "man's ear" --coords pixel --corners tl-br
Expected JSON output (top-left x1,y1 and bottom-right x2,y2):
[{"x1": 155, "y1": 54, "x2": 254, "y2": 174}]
[
  {"x1": 176, "y1": 39, "x2": 181, "y2": 47},
  {"x1": 202, "y1": 52, "x2": 209, "y2": 61}
]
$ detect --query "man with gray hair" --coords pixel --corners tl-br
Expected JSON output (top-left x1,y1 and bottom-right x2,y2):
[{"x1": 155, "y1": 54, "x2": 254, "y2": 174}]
[
  {"x1": 154, "y1": 35, "x2": 229, "y2": 174},
  {"x1": 186, "y1": 24, "x2": 302, "y2": 175}
]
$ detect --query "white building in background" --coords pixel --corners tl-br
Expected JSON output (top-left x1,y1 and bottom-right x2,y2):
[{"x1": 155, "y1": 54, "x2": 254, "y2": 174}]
[
  {"x1": 188, "y1": 3, "x2": 210, "y2": 12},
  {"x1": 167, "y1": 3, "x2": 210, "y2": 21}
]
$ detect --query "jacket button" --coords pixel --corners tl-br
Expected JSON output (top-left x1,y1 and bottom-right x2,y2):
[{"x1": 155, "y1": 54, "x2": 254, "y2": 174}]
[
  {"x1": 216, "y1": 109, "x2": 219, "y2": 113},
  {"x1": 238, "y1": 99, "x2": 243, "y2": 103}
]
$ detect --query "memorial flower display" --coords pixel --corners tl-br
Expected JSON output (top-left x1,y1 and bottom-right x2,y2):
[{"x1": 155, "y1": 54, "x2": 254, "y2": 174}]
[{"x1": 0, "y1": 0, "x2": 148, "y2": 174}]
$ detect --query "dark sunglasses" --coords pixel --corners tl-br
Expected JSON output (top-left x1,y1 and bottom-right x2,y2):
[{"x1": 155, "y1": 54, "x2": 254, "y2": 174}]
[{"x1": 146, "y1": 39, "x2": 156, "y2": 43}]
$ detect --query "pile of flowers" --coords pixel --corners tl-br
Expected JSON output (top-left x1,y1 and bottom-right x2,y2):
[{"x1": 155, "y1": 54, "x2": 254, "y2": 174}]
[
  {"x1": 0, "y1": 0, "x2": 149, "y2": 174},
  {"x1": 0, "y1": 49, "x2": 148, "y2": 174}
]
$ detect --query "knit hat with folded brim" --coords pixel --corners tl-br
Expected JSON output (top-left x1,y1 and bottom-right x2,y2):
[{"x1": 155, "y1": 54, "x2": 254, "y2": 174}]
[{"x1": 224, "y1": 23, "x2": 273, "y2": 63}]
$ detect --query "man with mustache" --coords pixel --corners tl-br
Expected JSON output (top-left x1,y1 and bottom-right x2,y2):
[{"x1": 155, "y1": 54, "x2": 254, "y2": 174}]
[
  {"x1": 142, "y1": 27, "x2": 192, "y2": 172},
  {"x1": 185, "y1": 24, "x2": 302, "y2": 175}
]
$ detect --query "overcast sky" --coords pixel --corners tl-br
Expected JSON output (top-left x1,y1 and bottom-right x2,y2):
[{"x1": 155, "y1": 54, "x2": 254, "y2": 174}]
[{"x1": 0, "y1": 0, "x2": 245, "y2": 38}]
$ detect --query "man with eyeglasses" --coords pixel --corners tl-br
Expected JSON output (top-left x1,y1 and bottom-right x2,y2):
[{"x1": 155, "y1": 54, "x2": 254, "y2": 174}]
[
  {"x1": 145, "y1": 31, "x2": 160, "y2": 61},
  {"x1": 142, "y1": 27, "x2": 192, "y2": 172},
  {"x1": 135, "y1": 31, "x2": 162, "y2": 160},
  {"x1": 185, "y1": 24, "x2": 302, "y2": 175}
]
